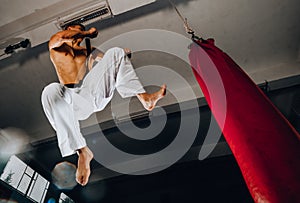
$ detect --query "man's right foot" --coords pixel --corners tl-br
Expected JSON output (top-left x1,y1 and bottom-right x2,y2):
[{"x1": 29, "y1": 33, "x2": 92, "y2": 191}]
[
  {"x1": 137, "y1": 84, "x2": 167, "y2": 111},
  {"x1": 124, "y1": 48, "x2": 132, "y2": 58}
]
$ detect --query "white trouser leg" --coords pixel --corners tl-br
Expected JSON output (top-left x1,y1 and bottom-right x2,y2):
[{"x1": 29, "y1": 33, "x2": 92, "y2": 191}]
[
  {"x1": 41, "y1": 83, "x2": 87, "y2": 157},
  {"x1": 78, "y1": 47, "x2": 146, "y2": 113},
  {"x1": 41, "y1": 47, "x2": 145, "y2": 157}
]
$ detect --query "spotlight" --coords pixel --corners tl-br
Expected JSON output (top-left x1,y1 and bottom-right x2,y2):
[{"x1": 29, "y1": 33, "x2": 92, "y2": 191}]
[
  {"x1": 0, "y1": 127, "x2": 29, "y2": 159},
  {"x1": 51, "y1": 161, "x2": 77, "y2": 190},
  {"x1": 4, "y1": 39, "x2": 30, "y2": 54}
]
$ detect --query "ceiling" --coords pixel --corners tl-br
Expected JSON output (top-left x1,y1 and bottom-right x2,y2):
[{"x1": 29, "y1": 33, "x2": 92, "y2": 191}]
[
  {"x1": 0, "y1": 0, "x2": 299, "y2": 143},
  {"x1": 0, "y1": 0, "x2": 300, "y2": 202}
]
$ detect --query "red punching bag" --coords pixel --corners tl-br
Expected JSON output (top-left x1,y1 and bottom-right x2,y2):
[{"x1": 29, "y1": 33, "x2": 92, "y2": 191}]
[{"x1": 189, "y1": 38, "x2": 300, "y2": 203}]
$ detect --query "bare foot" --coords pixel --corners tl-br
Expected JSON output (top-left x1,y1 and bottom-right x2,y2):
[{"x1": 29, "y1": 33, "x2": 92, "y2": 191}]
[
  {"x1": 76, "y1": 146, "x2": 94, "y2": 186},
  {"x1": 123, "y1": 48, "x2": 131, "y2": 54},
  {"x1": 137, "y1": 84, "x2": 167, "y2": 111},
  {"x1": 124, "y1": 48, "x2": 132, "y2": 58}
]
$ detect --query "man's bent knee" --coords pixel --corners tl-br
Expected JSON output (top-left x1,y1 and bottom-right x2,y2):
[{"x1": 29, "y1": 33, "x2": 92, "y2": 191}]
[
  {"x1": 41, "y1": 83, "x2": 64, "y2": 104},
  {"x1": 104, "y1": 47, "x2": 125, "y2": 59}
]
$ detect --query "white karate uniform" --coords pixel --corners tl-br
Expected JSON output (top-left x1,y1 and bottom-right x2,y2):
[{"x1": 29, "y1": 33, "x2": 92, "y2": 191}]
[{"x1": 41, "y1": 47, "x2": 145, "y2": 157}]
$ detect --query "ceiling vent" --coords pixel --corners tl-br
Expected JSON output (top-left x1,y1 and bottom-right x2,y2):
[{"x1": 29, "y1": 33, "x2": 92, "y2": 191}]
[
  {"x1": 56, "y1": 1, "x2": 112, "y2": 29},
  {"x1": 0, "y1": 0, "x2": 157, "y2": 60}
]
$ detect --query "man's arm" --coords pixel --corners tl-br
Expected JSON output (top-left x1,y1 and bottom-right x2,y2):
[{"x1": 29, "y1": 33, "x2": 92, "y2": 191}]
[{"x1": 48, "y1": 28, "x2": 98, "y2": 50}]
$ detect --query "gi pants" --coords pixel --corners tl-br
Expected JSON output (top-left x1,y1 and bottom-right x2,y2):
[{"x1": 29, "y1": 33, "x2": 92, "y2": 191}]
[{"x1": 41, "y1": 47, "x2": 145, "y2": 156}]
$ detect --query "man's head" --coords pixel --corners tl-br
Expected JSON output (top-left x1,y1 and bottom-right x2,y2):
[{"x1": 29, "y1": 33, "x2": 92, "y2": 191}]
[{"x1": 64, "y1": 23, "x2": 85, "y2": 31}]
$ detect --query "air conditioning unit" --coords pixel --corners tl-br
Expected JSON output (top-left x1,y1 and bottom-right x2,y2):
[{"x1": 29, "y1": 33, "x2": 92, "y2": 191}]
[
  {"x1": 0, "y1": 0, "x2": 112, "y2": 60},
  {"x1": 56, "y1": 0, "x2": 157, "y2": 29},
  {"x1": 56, "y1": 1, "x2": 112, "y2": 29},
  {"x1": 0, "y1": 0, "x2": 157, "y2": 60}
]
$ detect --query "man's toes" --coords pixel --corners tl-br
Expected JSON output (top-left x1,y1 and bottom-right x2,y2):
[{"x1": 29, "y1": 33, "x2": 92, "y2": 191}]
[
  {"x1": 161, "y1": 84, "x2": 167, "y2": 95},
  {"x1": 82, "y1": 179, "x2": 88, "y2": 186},
  {"x1": 147, "y1": 105, "x2": 154, "y2": 111},
  {"x1": 76, "y1": 176, "x2": 81, "y2": 184},
  {"x1": 77, "y1": 177, "x2": 85, "y2": 186},
  {"x1": 76, "y1": 173, "x2": 89, "y2": 186}
]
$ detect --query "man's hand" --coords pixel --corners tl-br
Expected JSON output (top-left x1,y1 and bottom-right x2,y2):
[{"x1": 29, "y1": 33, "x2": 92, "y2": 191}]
[{"x1": 87, "y1": 27, "x2": 98, "y2": 39}]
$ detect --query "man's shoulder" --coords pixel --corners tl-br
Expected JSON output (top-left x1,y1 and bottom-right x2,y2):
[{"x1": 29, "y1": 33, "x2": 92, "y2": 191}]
[
  {"x1": 48, "y1": 30, "x2": 68, "y2": 50},
  {"x1": 49, "y1": 31, "x2": 65, "y2": 43}
]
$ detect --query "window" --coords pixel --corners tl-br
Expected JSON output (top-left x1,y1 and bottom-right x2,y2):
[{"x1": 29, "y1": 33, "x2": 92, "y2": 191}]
[
  {"x1": 1, "y1": 155, "x2": 27, "y2": 189},
  {"x1": 59, "y1": 193, "x2": 75, "y2": 203},
  {"x1": 27, "y1": 173, "x2": 49, "y2": 203},
  {"x1": 0, "y1": 155, "x2": 49, "y2": 203}
]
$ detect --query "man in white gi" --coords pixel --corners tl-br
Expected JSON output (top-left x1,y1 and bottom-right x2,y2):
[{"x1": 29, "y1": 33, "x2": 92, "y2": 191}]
[{"x1": 41, "y1": 23, "x2": 166, "y2": 186}]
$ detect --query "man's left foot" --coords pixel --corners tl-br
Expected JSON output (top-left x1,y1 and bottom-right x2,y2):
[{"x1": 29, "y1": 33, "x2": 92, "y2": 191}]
[{"x1": 76, "y1": 146, "x2": 93, "y2": 186}]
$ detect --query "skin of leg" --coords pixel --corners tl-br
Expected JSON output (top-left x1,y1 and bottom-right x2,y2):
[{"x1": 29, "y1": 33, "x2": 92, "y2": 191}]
[
  {"x1": 137, "y1": 84, "x2": 167, "y2": 111},
  {"x1": 75, "y1": 83, "x2": 167, "y2": 186},
  {"x1": 76, "y1": 146, "x2": 94, "y2": 186},
  {"x1": 120, "y1": 48, "x2": 166, "y2": 110},
  {"x1": 74, "y1": 48, "x2": 166, "y2": 185}
]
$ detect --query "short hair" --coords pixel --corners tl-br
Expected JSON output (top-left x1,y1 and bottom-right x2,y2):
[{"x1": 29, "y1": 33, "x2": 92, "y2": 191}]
[{"x1": 64, "y1": 23, "x2": 85, "y2": 31}]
